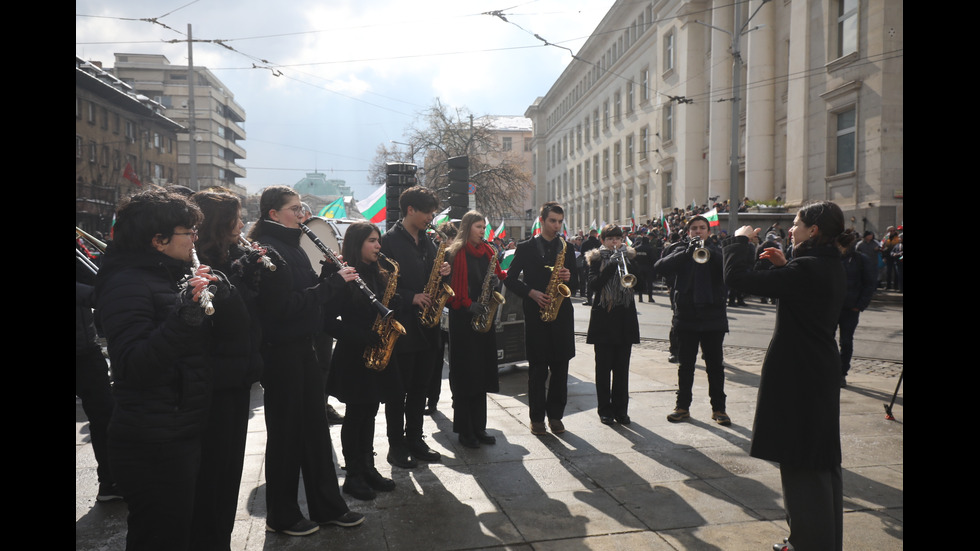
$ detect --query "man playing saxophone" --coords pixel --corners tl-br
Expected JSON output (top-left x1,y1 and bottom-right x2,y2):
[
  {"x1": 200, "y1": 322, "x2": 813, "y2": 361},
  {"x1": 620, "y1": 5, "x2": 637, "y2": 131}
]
[
  {"x1": 504, "y1": 202, "x2": 578, "y2": 436},
  {"x1": 379, "y1": 186, "x2": 451, "y2": 468}
]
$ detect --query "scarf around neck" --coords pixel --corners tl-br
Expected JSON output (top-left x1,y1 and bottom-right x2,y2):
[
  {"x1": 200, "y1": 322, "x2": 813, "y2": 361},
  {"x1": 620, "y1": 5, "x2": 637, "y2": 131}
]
[{"x1": 449, "y1": 241, "x2": 503, "y2": 309}]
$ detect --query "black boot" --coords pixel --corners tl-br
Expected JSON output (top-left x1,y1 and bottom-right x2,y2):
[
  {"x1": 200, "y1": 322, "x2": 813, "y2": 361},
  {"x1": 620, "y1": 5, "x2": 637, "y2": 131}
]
[
  {"x1": 342, "y1": 460, "x2": 376, "y2": 501},
  {"x1": 363, "y1": 451, "x2": 395, "y2": 492},
  {"x1": 386, "y1": 440, "x2": 417, "y2": 469},
  {"x1": 408, "y1": 436, "x2": 441, "y2": 462}
]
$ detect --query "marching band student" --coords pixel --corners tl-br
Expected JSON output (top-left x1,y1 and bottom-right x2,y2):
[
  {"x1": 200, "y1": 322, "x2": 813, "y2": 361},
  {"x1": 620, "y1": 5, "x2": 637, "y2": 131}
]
[
  {"x1": 585, "y1": 224, "x2": 640, "y2": 426},
  {"x1": 187, "y1": 189, "x2": 264, "y2": 550},
  {"x1": 655, "y1": 216, "x2": 731, "y2": 427},
  {"x1": 446, "y1": 212, "x2": 506, "y2": 448},
  {"x1": 504, "y1": 202, "x2": 578, "y2": 435},
  {"x1": 326, "y1": 222, "x2": 399, "y2": 501},
  {"x1": 95, "y1": 189, "x2": 219, "y2": 550},
  {"x1": 379, "y1": 186, "x2": 451, "y2": 468},
  {"x1": 247, "y1": 186, "x2": 363, "y2": 536}
]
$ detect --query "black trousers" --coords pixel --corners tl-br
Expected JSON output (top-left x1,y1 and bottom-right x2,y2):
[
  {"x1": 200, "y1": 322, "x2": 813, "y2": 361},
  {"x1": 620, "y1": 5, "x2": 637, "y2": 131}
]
[
  {"x1": 110, "y1": 436, "x2": 201, "y2": 551},
  {"x1": 76, "y1": 347, "x2": 115, "y2": 485},
  {"x1": 452, "y1": 392, "x2": 488, "y2": 437},
  {"x1": 388, "y1": 346, "x2": 437, "y2": 444},
  {"x1": 594, "y1": 343, "x2": 631, "y2": 418},
  {"x1": 780, "y1": 462, "x2": 844, "y2": 551},
  {"x1": 341, "y1": 402, "x2": 380, "y2": 474},
  {"x1": 528, "y1": 359, "x2": 569, "y2": 422},
  {"x1": 675, "y1": 329, "x2": 726, "y2": 411},
  {"x1": 837, "y1": 309, "x2": 860, "y2": 376},
  {"x1": 261, "y1": 338, "x2": 348, "y2": 528},
  {"x1": 189, "y1": 386, "x2": 251, "y2": 551}
]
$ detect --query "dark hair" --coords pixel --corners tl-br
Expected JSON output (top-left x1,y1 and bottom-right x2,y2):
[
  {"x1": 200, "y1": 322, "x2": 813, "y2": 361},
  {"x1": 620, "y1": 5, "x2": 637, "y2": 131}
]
[
  {"x1": 341, "y1": 221, "x2": 382, "y2": 273},
  {"x1": 539, "y1": 201, "x2": 564, "y2": 221},
  {"x1": 438, "y1": 220, "x2": 458, "y2": 240},
  {"x1": 191, "y1": 189, "x2": 241, "y2": 265},
  {"x1": 599, "y1": 223, "x2": 623, "y2": 240},
  {"x1": 398, "y1": 185, "x2": 439, "y2": 214},
  {"x1": 687, "y1": 216, "x2": 710, "y2": 230},
  {"x1": 112, "y1": 189, "x2": 202, "y2": 254},
  {"x1": 249, "y1": 185, "x2": 299, "y2": 240},
  {"x1": 797, "y1": 201, "x2": 844, "y2": 249},
  {"x1": 837, "y1": 229, "x2": 858, "y2": 251}
]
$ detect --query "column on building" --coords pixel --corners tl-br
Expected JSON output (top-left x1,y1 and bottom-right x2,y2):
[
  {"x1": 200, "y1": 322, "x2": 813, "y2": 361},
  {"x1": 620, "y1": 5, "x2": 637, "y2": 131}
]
[
  {"x1": 707, "y1": 0, "x2": 734, "y2": 204},
  {"x1": 745, "y1": 0, "x2": 775, "y2": 202},
  {"x1": 784, "y1": 0, "x2": 810, "y2": 205},
  {"x1": 675, "y1": 17, "x2": 707, "y2": 209}
]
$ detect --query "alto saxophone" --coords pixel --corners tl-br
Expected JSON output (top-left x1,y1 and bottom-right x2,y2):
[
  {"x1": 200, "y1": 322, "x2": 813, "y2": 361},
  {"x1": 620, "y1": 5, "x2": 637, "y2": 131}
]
[
  {"x1": 471, "y1": 243, "x2": 506, "y2": 333},
  {"x1": 419, "y1": 223, "x2": 455, "y2": 328},
  {"x1": 363, "y1": 253, "x2": 407, "y2": 371},
  {"x1": 539, "y1": 237, "x2": 571, "y2": 322}
]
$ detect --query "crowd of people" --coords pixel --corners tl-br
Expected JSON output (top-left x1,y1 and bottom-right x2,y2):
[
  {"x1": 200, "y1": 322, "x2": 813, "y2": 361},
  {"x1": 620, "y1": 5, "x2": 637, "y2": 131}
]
[{"x1": 77, "y1": 185, "x2": 897, "y2": 551}]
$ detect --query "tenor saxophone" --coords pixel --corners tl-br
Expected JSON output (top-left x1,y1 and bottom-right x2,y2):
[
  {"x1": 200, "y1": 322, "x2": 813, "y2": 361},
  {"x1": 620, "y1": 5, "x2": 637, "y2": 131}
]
[
  {"x1": 471, "y1": 243, "x2": 506, "y2": 333},
  {"x1": 419, "y1": 223, "x2": 455, "y2": 328},
  {"x1": 363, "y1": 253, "x2": 407, "y2": 371},
  {"x1": 539, "y1": 237, "x2": 571, "y2": 322}
]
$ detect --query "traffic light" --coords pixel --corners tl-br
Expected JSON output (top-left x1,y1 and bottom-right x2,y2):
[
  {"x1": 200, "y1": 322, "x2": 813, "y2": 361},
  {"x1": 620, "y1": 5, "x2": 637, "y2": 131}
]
[
  {"x1": 447, "y1": 155, "x2": 469, "y2": 220},
  {"x1": 385, "y1": 162, "x2": 417, "y2": 227}
]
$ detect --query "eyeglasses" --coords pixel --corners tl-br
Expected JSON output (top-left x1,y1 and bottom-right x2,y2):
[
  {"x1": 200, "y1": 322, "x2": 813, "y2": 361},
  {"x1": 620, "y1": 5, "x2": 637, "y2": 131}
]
[
  {"x1": 173, "y1": 228, "x2": 199, "y2": 239},
  {"x1": 281, "y1": 205, "x2": 305, "y2": 217}
]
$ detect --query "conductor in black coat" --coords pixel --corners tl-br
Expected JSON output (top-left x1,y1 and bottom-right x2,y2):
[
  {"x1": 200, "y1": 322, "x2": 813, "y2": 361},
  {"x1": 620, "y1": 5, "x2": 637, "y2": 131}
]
[
  {"x1": 723, "y1": 201, "x2": 848, "y2": 551},
  {"x1": 503, "y1": 202, "x2": 578, "y2": 435}
]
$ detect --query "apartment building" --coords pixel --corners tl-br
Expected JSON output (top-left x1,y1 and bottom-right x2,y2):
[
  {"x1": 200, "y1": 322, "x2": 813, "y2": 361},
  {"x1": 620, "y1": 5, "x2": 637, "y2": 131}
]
[
  {"x1": 525, "y1": 0, "x2": 903, "y2": 234},
  {"x1": 76, "y1": 57, "x2": 182, "y2": 234},
  {"x1": 111, "y1": 53, "x2": 248, "y2": 198}
]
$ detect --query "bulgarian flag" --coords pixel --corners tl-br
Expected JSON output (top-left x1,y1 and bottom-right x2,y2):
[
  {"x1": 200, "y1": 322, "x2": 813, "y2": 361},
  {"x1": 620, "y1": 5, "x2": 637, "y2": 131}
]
[
  {"x1": 589, "y1": 219, "x2": 597, "y2": 232},
  {"x1": 493, "y1": 220, "x2": 506, "y2": 240},
  {"x1": 357, "y1": 186, "x2": 385, "y2": 224},
  {"x1": 703, "y1": 208, "x2": 720, "y2": 227},
  {"x1": 531, "y1": 218, "x2": 541, "y2": 236},
  {"x1": 433, "y1": 207, "x2": 450, "y2": 227},
  {"x1": 319, "y1": 197, "x2": 347, "y2": 218},
  {"x1": 630, "y1": 209, "x2": 637, "y2": 232},
  {"x1": 484, "y1": 217, "x2": 493, "y2": 240},
  {"x1": 499, "y1": 249, "x2": 516, "y2": 270},
  {"x1": 661, "y1": 209, "x2": 669, "y2": 234}
]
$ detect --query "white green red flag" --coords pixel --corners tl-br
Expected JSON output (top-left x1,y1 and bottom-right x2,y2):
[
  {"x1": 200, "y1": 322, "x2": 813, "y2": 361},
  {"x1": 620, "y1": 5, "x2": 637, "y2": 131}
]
[
  {"x1": 703, "y1": 208, "x2": 720, "y2": 227},
  {"x1": 499, "y1": 249, "x2": 516, "y2": 270},
  {"x1": 531, "y1": 218, "x2": 541, "y2": 236},
  {"x1": 484, "y1": 217, "x2": 493, "y2": 240},
  {"x1": 494, "y1": 220, "x2": 506, "y2": 240},
  {"x1": 357, "y1": 186, "x2": 386, "y2": 224}
]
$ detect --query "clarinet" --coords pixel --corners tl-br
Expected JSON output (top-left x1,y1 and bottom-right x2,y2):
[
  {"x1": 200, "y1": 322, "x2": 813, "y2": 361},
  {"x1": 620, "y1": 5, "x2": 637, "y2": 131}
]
[{"x1": 298, "y1": 222, "x2": 394, "y2": 321}]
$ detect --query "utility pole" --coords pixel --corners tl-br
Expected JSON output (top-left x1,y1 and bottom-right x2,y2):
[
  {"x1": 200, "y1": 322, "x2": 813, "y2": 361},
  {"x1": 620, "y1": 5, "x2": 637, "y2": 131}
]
[
  {"x1": 696, "y1": 0, "x2": 770, "y2": 234},
  {"x1": 187, "y1": 24, "x2": 198, "y2": 191}
]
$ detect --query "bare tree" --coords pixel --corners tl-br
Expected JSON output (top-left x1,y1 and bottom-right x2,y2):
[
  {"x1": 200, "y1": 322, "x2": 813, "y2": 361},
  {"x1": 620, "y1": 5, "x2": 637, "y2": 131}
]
[
  {"x1": 366, "y1": 142, "x2": 415, "y2": 187},
  {"x1": 371, "y1": 100, "x2": 531, "y2": 221}
]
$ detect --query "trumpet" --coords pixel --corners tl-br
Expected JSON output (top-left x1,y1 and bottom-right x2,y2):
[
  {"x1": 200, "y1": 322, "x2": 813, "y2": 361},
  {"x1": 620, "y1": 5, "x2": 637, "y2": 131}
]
[
  {"x1": 76, "y1": 226, "x2": 107, "y2": 254},
  {"x1": 612, "y1": 248, "x2": 637, "y2": 288},
  {"x1": 238, "y1": 234, "x2": 276, "y2": 271},
  {"x1": 690, "y1": 237, "x2": 711, "y2": 264}
]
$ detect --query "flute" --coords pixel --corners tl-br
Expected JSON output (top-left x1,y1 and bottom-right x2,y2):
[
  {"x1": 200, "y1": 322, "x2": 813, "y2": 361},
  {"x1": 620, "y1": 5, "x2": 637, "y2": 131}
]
[
  {"x1": 190, "y1": 247, "x2": 216, "y2": 316},
  {"x1": 239, "y1": 234, "x2": 276, "y2": 271}
]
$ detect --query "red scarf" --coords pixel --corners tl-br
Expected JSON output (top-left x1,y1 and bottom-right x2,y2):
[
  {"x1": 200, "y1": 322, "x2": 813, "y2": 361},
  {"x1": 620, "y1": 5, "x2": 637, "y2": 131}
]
[{"x1": 449, "y1": 241, "x2": 505, "y2": 309}]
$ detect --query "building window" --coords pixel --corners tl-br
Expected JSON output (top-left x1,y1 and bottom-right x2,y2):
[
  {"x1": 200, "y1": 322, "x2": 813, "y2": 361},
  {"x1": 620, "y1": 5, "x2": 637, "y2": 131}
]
[
  {"x1": 663, "y1": 171, "x2": 673, "y2": 207},
  {"x1": 603, "y1": 101, "x2": 610, "y2": 130},
  {"x1": 640, "y1": 127, "x2": 649, "y2": 161},
  {"x1": 834, "y1": 106, "x2": 856, "y2": 174},
  {"x1": 525, "y1": 137, "x2": 532, "y2": 152},
  {"x1": 576, "y1": 124, "x2": 582, "y2": 150},
  {"x1": 593, "y1": 109, "x2": 600, "y2": 138},
  {"x1": 502, "y1": 137, "x2": 512, "y2": 151},
  {"x1": 626, "y1": 135, "x2": 634, "y2": 167},
  {"x1": 89, "y1": 141, "x2": 97, "y2": 163},
  {"x1": 76, "y1": 135, "x2": 83, "y2": 159},
  {"x1": 641, "y1": 181, "x2": 649, "y2": 214},
  {"x1": 87, "y1": 103, "x2": 96, "y2": 124},
  {"x1": 614, "y1": 91, "x2": 621, "y2": 122},
  {"x1": 627, "y1": 81, "x2": 634, "y2": 114},
  {"x1": 584, "y1": 160, "x2": 590, "y2": 187},
  {"x1": 641, "y1": 68, "x2": 650, "y2": 103},
  {"x1": 593, "y1": 154, "x2": 600, "y2": 183},
  {"x1": 837, "y1": 0, "x2": 858, "y2": 58},
  {"x1": 100, "y1": 107, "x2": 109, "y2": 130},
  {"x1": 663, "y1": 103, "x2": 674, "y2": 143},
  {"x1": 584, "y1": 117, "x2": 590, "y2": 144},
  {"x1": 603, "y1": 148, "x2": 610, "y2": 178},
  {"x1": 614, "y1": 141, "x2": 621, "y2": 174},
  {"x1": 664, "y1": 30, "x2": 675, "y2": 73}
]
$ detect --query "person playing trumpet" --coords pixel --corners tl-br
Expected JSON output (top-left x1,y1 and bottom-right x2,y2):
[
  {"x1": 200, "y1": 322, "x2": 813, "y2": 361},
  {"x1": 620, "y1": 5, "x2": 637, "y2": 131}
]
[
  {"x1": 446, "y1": 212, "x2": 506, "y2": 448},
  {"x1": 654, "y1": 215, "x2": 731, "y2": 426},
  {"x1": 585, "y1": 224, "x2": 640, "y2": 426}
]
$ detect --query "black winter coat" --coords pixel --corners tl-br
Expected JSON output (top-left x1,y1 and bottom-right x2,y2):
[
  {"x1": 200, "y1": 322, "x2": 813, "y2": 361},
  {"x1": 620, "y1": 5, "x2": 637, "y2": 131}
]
[
  {"x1": 585, "y1": 246, "x2": 640, "y2": 345},
  {"x1": 448, "y1": 251, "x2": 501, "y2": 396},
  {"x1": 504, "y1": 235, "x2": 579, "y2": 363},
  {"x1": 654, "y1": 240, "x2": 728, "y2": 333},
  {"x1": 380, "y1": 221, "x2": 443, "y2": 353},
  {"x1": 94, "y1": 248, "x2": 211, "y2": 444},
  {"x1": 723, "y1": 237, "x2": 845, "y2": 468}
]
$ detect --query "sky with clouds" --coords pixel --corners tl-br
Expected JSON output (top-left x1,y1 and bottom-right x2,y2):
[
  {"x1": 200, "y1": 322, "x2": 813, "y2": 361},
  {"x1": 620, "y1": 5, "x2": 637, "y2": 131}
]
[{"x1": 76, "y1": 0, "x2": 616, "y2": 199}]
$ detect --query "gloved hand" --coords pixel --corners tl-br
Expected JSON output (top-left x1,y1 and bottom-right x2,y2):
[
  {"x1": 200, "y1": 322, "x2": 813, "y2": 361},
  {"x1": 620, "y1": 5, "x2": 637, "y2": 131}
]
[{"x1": 468, "y1": 302, "x2": 488, "y2": 318}]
